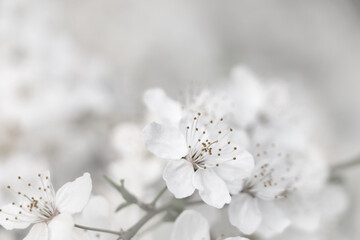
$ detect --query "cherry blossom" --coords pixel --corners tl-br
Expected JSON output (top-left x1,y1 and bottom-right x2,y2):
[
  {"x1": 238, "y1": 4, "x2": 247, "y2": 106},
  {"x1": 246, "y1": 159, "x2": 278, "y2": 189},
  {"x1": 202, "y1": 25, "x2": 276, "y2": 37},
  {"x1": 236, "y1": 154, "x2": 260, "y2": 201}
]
[
  {"x1": 0, "y1": 171, "x2": 92, "y2": 240},
  {"x1": 142, "y1": 113, "x2": 254, "y2": 208},
  {"x1": 228, "y1": 143, "x2": 293, "y2": 237}
]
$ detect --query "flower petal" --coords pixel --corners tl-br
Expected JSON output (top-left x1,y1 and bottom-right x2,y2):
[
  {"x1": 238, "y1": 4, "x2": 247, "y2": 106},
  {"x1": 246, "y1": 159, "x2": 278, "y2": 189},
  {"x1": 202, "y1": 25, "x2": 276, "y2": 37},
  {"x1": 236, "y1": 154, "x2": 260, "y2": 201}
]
[
  {"x1": 228, "y1": 194, "x2": 262, "y2": 235},
  {"x1": 256, "y1": 199, "x2": 290, "y2": 237},
  {"x1": 142, "y1": 122, "x2": 188, "y2": 159},
  {"x1": 55, "y1": 173, "x2": 92, "y2": 214},
  {"x1": 171, "y1": 210, "x2": 210, "y2": 240},
  {"x1": 24, "y1": 223, "x2": 48, "y2": 240},
  {"x1": 48, "y1": 213, "x2": 74, "y2": 240},
  {"x1": 0, "y1": 204, "x2": 31, "y2": 230},
  {"x1": 163, "y1": 159, "x2": 195, "y2": 198},
  {"x1": 193, "y1": 169, "x2": 231, "y2": 208},
  {"x1": 143, "y1": 88, "x2": 183, "y2": 125},
  {"x1": 214, "y1": 150, "x2": 254, "y2": 193}
]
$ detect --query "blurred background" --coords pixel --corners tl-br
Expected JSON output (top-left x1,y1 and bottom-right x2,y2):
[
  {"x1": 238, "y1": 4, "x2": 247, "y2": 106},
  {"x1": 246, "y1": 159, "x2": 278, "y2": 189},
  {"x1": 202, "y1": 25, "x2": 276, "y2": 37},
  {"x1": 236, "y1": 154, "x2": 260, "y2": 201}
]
[{"x1": 1, "y1": 0, "x2": 360, "y2": 239}]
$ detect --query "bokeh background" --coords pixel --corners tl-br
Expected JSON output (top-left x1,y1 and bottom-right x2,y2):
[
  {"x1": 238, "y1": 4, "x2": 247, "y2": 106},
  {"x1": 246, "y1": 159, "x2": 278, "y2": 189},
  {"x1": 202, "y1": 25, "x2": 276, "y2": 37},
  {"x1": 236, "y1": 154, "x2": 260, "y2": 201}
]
[{"x1": 1, "y1": 0, "x2": 360, "y2": 239}]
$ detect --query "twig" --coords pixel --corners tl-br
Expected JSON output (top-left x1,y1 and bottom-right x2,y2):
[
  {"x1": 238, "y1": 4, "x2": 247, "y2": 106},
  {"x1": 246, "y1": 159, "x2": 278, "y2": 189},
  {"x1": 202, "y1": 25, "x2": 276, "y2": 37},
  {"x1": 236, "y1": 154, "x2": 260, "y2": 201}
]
[
  {"x1": 331, "y1": 155, "x2": 360, "y2": 171},
  {"x1": 150, "y1": 186, "x2": 167, "y2": 206},
  {"x1": 119, "y1": 204, "x2": 170, "y2": 240},
  {"x1": 74, "y1": 224, "x2": 120, "y2": 236}
]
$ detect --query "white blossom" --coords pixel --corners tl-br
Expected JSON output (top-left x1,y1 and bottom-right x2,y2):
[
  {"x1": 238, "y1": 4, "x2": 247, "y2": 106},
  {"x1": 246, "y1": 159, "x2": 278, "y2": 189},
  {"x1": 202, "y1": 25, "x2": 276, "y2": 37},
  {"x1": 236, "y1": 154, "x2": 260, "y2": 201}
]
[
  {"x1": 228, "y1": 143, "x2": 293, "y2": 237},
  {"x1": 0, "y1": 171, "x2": 92, "y2": 240},
  {"x1": 142, "y1": 113, "x2": 254, "y2": 208}
]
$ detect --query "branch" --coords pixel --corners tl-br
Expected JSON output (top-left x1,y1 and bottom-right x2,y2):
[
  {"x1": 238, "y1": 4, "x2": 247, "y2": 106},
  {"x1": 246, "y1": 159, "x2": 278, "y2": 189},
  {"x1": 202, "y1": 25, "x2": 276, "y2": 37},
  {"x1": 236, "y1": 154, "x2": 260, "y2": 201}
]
[
  {"x1": 331, "y1": 155, "x2": 360, "y2": 171},
  {"x1": 150, "y1": 186, "x2": 167, "y2": 207},
  {"x1": 74, "y1": 224, "x2": 120, "y2": 236},
  {"x1": 104, "y1": 175, "x2": 153, "y2": 211},
  {"x1": 119, "y1": 204, "x2": 170, "y2": 240}
]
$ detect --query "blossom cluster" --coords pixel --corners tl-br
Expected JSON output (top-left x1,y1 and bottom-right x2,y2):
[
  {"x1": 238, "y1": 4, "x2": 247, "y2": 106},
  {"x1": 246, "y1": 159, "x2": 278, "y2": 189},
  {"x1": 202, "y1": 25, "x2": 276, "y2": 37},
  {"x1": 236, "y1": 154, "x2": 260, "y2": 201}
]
[{"x1": 0, "y1": 65, "x2": 349, "y2": 240}]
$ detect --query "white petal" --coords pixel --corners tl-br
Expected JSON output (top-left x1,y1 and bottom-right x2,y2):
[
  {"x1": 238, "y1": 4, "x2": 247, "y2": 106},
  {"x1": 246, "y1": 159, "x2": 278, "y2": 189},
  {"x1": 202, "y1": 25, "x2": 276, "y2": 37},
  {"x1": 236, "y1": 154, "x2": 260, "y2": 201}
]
[
  {"x1": 48, "y1": 213, "x2": 74, "y2": 240},
  {"x1": 171, "y1": 210, "x2": 210, "y2": 240},
  {"x1": 24, "y1": 223, "x2": 48, "y2": 240},
  {"x1": 55, "y1": 173, "x2": 92, "y2": 214},
  {"x1": 143, "y1": 88, "x2": 183, "y2": 125},
  {"x1": 228, "y1": 194, "x2": 262, "y2": 235},
  {"x1": 283, "y1": 194, "x2": 320, "y2": 232},
  {"x1": 215, "y1": 150, "x2": 254, "y2": 192},
  {"x1": 256, "y1": 200, "x2": 290, "y2": 237},
  {"x1": 163, "y1": 159, "x2": 195, "y2": 198},
  {"x1": 193, "y1": 169, "x2": 231, "y2": 208},
  {"x1": 225, "y1": 238, "x2": 249, "y2": 240},
  {"x1": 142, "y1": 122, "x2": 188, "y2": 159},
  {"x1": 0, "y1": 204, "x2": 32, "y2": 230}
]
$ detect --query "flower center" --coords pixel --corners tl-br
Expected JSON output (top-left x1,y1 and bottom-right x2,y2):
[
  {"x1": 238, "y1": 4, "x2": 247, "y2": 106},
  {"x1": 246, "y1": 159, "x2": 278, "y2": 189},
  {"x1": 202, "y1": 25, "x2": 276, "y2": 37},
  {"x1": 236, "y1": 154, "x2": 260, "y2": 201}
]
[
  {"x1": 243, "y1": 144, "x2": 298, "y2": 200},
  {"x1": 184, "y1": 113, "x2": 239, "y2": 170},
  {"x1": 1, "y1": 173, "x2": 58, "y2": 224}
]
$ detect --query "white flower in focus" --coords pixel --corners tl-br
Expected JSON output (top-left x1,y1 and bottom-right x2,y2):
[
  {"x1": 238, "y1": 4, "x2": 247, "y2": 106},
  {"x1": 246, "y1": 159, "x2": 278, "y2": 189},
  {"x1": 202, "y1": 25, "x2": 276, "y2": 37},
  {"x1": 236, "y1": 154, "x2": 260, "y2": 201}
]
[
  {"x1": 142, "y1": 113, "x2": 254, "y2": 208},
  {"x1": 171, "y1": 210, "x2": 248, "y2": 240},
  {"x1": 0, "y1": 171, "x2": 92, "y2": 240},
  {"x1": 229, "y1": 144, "x2": 293, "y2": 237}
]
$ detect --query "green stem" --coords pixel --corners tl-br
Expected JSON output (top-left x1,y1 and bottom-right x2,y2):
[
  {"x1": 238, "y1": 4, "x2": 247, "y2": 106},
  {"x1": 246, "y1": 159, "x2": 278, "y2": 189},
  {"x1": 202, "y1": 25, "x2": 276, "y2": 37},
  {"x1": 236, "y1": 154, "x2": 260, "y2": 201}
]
[{"x1": 74, "y1": 224, "x2": 120, "y2": 236}]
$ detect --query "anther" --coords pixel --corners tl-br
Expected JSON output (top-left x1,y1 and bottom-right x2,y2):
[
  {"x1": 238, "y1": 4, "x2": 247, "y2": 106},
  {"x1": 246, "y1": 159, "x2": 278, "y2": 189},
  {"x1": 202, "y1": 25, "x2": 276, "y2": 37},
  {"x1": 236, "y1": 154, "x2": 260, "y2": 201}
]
[{"x1": 233, "y1": 157, "x2": 236, "y2": 160}]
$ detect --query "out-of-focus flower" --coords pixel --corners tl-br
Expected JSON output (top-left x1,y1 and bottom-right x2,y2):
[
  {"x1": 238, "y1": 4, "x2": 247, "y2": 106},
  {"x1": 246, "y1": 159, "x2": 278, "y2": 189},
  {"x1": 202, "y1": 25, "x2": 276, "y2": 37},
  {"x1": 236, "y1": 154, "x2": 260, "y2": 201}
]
[
  {"x1": 142, "y1": 113, "x2": 254, "y2": 208},
  {"x1": 224, "y1": 66, "x2": 265, "y2": 128},
  {"x1": 109, "y1": 123, "x2": 163, "y2": 198},
  {"x1": 171, "y1": 210, "x2": 248, "y2": 240},
  {"x1": 228, "y1": 143, "x2": 292, "y2": 237},
  {"x1": 143, "y1": 88, "x2": 183, "y2": 126},
  {"x1": 74, "y1": 195, "x2": 115, "y2": 240},
  {"x1": 0, "y1": 171, "x2": 92, "y2": 240}
]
